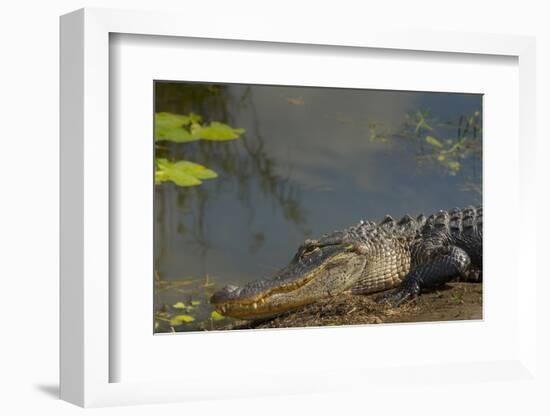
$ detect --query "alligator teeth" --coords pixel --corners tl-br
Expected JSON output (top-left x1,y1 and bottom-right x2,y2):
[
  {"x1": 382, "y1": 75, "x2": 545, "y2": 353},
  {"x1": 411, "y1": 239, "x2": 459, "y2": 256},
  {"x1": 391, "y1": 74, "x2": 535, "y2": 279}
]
[{"x1": 253, "y1": 302, "x2": 258, "y2": 310}]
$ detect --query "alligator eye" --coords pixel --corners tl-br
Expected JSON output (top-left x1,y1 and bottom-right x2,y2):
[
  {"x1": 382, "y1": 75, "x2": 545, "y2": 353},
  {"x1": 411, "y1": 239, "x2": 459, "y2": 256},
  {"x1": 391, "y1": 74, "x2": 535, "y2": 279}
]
[{"x1": 302, "y1": 246, "x2": 320, "y2": 257}]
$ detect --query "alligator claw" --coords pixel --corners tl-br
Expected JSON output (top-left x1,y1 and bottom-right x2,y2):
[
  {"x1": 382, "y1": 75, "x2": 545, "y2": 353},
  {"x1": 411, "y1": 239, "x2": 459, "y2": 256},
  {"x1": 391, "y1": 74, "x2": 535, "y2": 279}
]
[{"x1": 375, "y1": 288, "x2": 416, "y2": 307}]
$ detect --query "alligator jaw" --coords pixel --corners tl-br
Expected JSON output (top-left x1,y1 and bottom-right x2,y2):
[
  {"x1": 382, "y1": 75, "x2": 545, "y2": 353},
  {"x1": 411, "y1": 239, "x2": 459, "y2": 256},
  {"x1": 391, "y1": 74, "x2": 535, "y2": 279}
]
[
  {"x1": 211, "y1": 267, "x2": 324, "y2": 319},
  {"x1": 210, "y1": 244, "x2": 366, "y2": 319}
]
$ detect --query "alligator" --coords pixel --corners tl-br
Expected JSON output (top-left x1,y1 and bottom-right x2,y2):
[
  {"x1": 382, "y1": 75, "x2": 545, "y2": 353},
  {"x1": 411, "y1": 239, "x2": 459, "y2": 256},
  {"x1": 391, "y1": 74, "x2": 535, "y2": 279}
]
[{"x1": 210, "y1": 206, "x2": 482, "y2": 320}]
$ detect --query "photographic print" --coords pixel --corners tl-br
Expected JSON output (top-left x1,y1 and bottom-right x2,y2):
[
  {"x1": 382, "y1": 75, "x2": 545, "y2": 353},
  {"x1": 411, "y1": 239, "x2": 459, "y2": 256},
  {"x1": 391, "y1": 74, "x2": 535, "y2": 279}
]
[{"x1": 153, "y1": 82, "x2": 482, "y2": 333}]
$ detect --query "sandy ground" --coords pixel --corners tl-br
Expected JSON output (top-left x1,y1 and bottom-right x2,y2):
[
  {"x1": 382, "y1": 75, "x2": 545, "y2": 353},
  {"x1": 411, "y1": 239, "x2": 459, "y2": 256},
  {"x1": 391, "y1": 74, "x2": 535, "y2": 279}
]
[{"x1": 224, "y1": 282, "x2": 482, "y2": 330}]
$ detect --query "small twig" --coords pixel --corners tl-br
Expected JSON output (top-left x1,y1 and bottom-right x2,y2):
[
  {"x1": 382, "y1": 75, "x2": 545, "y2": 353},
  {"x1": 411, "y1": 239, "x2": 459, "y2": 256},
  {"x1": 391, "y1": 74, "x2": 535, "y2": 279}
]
[{"x1": 346, "y1": 307, "x2": 357, "y2": 316}]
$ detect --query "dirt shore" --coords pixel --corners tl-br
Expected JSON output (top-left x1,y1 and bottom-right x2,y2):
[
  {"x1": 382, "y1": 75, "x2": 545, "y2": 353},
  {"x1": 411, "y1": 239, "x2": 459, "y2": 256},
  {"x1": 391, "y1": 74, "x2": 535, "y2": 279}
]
[{"x1": 224, "y1": 282, "x2": 482, "y2": 330}]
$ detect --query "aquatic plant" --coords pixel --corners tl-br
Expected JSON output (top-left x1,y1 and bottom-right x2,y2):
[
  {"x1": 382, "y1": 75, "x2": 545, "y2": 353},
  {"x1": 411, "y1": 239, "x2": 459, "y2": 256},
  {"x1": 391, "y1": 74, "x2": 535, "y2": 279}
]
[
  {"x1": 404, "y1": 110, "x2": 482, "y2": 178},
  {"x1": 154, "y1": 276, "x2": 231, "y2": 333},
  {"x1": 154, "y1": 112, "x2": 245, "y2": 186}
]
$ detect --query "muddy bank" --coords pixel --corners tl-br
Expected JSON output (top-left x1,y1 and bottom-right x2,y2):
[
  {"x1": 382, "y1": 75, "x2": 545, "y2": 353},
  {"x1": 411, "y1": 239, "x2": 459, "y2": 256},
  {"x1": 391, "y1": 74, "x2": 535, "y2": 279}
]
[{"x1": 224, "y1": 282, "x2": 482, "y2": 330}]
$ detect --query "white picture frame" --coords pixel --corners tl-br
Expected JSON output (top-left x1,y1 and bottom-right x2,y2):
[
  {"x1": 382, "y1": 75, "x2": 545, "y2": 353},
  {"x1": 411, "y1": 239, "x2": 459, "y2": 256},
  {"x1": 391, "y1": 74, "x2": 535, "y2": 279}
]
[{"x1": 60, "y1": 7, "x2": 538, "y2": 408}]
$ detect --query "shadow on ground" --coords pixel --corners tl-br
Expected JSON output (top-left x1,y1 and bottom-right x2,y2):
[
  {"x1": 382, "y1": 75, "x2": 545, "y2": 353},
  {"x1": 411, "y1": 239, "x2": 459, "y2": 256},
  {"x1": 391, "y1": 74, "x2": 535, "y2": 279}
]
[{"x1": 35, "y1": 384, "x2": 59, "y2": 399}]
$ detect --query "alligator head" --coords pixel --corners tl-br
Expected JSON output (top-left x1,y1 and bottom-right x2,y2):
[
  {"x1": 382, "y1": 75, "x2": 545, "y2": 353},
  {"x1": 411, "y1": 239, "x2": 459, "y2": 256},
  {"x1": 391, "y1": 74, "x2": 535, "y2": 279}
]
[{"x1": 210, "y1": 230, "x2": 369, "y2": 320}]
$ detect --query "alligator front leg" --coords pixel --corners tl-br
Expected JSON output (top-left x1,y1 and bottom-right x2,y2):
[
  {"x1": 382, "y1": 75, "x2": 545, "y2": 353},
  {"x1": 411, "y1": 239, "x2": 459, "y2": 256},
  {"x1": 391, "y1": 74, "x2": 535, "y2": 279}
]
[{"x1": 376, "y1": 246, "x2": 471, "y2": 307}]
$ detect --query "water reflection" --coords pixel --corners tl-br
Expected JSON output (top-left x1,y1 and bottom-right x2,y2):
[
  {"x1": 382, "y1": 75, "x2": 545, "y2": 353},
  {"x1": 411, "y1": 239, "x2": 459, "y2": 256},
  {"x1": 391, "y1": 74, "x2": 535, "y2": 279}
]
[{"x1": 153, "y1": 82, "x2": 482, "y2": 332}]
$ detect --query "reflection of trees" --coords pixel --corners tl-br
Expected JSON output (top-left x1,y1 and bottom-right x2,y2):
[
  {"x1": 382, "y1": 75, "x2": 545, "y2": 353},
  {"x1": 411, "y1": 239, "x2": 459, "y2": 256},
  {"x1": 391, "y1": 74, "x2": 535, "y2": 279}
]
[
  {"x1": 154, "y1": 83, "x2": 308, "y2": 277},
  {"x1": 236, "y1": 87, "x2": 307, "y2": 227},
  {"x1": 155, "y1": 83, "x2": 229, "y2": 121}
]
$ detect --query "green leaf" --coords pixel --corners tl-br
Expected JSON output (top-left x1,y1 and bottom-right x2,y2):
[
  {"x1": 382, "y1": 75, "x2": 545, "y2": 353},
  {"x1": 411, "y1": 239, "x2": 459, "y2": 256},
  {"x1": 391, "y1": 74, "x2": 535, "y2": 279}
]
[
  {"x1": 157, "y1": 167, "x2": 202, "y2": 187},
  {"x1": 186, "y1": 113, "x2": 203, "y2": 124},
  {"x1": 445, "y1": 137, "x2": 465, "y2": 154},
  {"x1": 190, "y1": 300, "x2": 202, "y2": 306},
  {"x1": 425, "y1": 135, "x2": 443, "y2": 148},
  {"x1": 172, "y1": 302, "x2": 186, "y2": 309},
  {"x1": 155, "y1": 158, "x2": 217, "y2": 187},
  {"x1": 415, "y1": 111, "x2": 433, "y2": 134},
  {"x1": 447, "y1": 161, "x2": 461, "y2": 171},
  {"x1": 154, "y1": 170, "x2": 169, "y2": 185},
  {"x1": 193, "y1": 122, "x2": 245, "y2": 141},
  {"x1": 170, "y1": 315, "x2": 195, "y2": 326},
  {"x1": 211, "y1": 311, "x2": 225, "y2": 321},
  {"x1": 171, "y1": 161, "x2": 218, "y2": 180},
  {"x1": 155, "y1": 112, "x2": 245, "y2": 142},
  {"x1": 155, "y1": 112, "x2": 200, "y2": 143}
]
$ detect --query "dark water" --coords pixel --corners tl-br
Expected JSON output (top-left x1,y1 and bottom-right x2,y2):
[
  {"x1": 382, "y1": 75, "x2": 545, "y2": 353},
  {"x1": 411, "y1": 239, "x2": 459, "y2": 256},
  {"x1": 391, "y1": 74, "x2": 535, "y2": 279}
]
[{"x1": 153, "y1": 82, "x2": 482, "y2": 332}]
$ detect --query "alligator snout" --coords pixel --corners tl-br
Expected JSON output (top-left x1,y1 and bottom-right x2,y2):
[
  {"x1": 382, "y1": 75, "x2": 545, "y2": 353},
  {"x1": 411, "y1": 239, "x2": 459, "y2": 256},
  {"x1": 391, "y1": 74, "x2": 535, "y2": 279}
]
[{"x1": 210, "y1": 284, "x2": 243, "y2": 304}]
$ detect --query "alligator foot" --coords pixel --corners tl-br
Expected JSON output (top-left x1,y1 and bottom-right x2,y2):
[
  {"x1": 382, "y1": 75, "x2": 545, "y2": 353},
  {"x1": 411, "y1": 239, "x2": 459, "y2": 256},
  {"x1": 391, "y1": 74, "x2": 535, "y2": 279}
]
[
  {"x1": 376, "y1": 283, "x2": 420, "y2": 307},
  {"x1": 376, "y1": 245, "x2": 471, "y2": 307}
]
